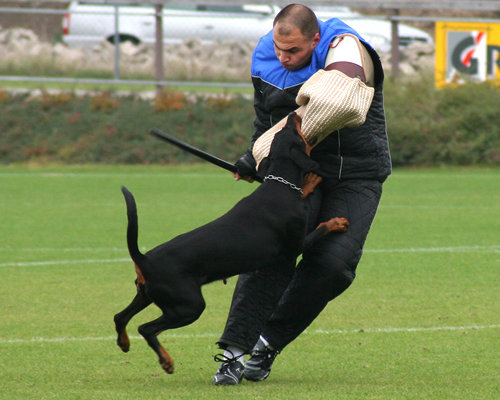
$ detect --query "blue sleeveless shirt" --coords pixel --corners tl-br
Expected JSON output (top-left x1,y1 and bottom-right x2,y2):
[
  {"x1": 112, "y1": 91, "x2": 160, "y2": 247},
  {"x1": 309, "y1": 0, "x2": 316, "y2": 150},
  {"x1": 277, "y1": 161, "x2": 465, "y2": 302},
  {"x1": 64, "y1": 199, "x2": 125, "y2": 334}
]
[{"x1": 251, "y1": 18, "x2": 374, "y2": 90}]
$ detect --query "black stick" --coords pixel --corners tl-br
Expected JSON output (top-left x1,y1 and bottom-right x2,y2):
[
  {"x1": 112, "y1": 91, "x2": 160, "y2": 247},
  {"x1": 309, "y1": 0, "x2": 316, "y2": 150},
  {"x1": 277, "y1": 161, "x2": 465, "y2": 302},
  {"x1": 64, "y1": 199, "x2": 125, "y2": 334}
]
[
  {"x1": 150, "y1": 128, "x2": 262, "y2": 182},
  {"x1": 150, "y1": 128, "x2": 237, "y2": 173}
]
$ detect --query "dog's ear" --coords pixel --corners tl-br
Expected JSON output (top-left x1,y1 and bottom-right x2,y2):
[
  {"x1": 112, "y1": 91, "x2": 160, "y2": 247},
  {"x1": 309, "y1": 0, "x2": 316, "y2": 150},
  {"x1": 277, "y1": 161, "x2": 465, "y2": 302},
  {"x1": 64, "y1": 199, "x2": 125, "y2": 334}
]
[
  {"x1": 290, "y1": 147, "x2": 320, "y2": 173},
  {"x1": 284, "y1": 112, "x2": 319, "y2": 172},
  {"x1": 256, "y1": 157, "x2": 270, "y2": 179},
  {"x1": 285, "y1": 112, "x2": 298, "y2": 130}
]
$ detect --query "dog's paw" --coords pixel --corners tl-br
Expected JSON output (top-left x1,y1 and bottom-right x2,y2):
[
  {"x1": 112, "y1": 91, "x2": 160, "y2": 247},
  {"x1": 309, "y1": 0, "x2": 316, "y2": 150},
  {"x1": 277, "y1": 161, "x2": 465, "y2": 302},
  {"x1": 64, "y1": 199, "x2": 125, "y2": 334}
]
[
  {"x1": 117, "y1": 332, "x2": 130, "y2": 353},
  {"x1": 160, "y1": 360, "x2": 174, "y2": 374},
  {"x1": 159, "y1": 348, "x2": 175, "y2": 374},
  {"x1": 301, "y1": 172, "x2": 323, "y2": 198},
  {"x1": 319, "y1": 217, "x2": 350, "y2": 233}
]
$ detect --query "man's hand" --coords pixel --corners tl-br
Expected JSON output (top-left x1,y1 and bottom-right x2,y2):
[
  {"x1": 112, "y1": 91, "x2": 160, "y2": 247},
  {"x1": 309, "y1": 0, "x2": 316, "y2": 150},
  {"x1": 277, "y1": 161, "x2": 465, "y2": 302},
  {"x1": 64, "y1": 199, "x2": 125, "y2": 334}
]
[
  {"x1": 233, "y1": 172, "x2": 254, "y2": 183},
  {"x1": 234, "y1": 153, "x2": 257, "y2": 183}
]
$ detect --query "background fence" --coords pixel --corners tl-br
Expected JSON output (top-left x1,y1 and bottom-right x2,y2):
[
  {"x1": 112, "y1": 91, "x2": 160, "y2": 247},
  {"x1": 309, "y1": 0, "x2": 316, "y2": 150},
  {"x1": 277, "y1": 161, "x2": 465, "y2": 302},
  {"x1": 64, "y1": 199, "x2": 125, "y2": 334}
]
[{"x1": 0, "y1": 1, "x2": 499, "y2": 88}]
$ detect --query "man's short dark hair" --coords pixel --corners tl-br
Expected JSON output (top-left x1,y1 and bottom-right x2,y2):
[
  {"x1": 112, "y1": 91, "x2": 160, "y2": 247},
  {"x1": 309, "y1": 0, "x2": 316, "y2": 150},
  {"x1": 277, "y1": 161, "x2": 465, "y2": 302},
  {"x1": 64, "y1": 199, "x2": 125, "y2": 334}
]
[{"x1": 273, "y1": 4, "x2": 320, "y2": 39}]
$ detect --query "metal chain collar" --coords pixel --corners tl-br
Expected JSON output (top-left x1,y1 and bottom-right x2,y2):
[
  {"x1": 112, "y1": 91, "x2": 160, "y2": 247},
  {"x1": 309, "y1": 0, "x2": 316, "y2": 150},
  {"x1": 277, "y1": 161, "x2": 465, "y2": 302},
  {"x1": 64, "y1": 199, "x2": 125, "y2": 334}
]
[{"x1": 264, "y1": 174, "x2": 303, "y2": 195}]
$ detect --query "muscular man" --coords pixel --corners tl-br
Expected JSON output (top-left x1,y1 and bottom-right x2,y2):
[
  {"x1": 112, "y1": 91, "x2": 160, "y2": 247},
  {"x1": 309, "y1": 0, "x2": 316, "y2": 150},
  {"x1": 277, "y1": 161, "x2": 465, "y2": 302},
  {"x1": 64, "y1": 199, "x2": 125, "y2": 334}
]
[{"x1": 212, "y1": 4, "x2": 391, "y2": 385}]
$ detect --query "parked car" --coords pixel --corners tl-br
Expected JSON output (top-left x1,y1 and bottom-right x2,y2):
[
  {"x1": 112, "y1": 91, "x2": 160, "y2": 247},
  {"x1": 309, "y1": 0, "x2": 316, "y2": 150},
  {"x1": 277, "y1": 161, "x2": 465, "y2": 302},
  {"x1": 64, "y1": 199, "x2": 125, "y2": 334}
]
[
  {"x1": 62, "y1": 2, "x2": 280, "y2": 47},
  {"x1": 62, "y1": 2, "x2": 433, "y2": 52},
  {"x1": 313, "y1": 7, "x2": 433, "y2": 51}
]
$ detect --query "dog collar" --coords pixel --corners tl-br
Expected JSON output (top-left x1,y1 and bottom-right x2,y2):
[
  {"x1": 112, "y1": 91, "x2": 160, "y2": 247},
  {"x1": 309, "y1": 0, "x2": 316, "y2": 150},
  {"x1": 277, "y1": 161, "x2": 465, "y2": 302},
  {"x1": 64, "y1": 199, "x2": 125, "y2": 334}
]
[{"x1": 264, "y1": 174, "x2": 303, "y2": 195}]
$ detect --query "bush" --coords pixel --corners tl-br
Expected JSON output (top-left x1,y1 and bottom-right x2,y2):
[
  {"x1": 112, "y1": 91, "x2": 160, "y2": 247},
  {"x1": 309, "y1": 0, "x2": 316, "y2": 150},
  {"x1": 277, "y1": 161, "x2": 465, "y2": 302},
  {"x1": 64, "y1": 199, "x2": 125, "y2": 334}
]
[
  {"x1": 0, "y1": 89, "x2": 254, "y2": 164},
  {"x1": 384, "y1": 74, "x2": 499, "y2": 166},
  {"x1": 0, "y1": 74, "x2": 498, "y2": 166}
]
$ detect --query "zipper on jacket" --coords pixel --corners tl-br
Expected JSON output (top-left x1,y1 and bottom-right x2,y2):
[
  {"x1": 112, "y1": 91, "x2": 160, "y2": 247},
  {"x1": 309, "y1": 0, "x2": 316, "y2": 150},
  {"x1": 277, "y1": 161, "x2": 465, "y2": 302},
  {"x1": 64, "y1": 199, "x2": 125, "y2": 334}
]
[{"x1": 337, "y1": 130, "x2": 343, "y2": 180}]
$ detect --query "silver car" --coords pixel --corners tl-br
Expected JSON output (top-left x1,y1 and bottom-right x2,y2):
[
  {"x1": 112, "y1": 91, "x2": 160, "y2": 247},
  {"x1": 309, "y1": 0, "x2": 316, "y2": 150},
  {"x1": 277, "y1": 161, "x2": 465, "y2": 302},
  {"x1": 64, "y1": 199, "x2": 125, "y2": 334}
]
[{"x1": 62, "y1": 2, "x2": 433, "y2": 52}]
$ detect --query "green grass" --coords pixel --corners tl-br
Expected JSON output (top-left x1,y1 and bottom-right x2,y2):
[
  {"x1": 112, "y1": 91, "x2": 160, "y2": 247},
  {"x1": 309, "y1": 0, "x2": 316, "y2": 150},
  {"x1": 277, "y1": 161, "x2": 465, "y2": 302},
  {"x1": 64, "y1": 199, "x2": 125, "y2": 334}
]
[{"x1": 1, "y1": 165, "x2": 499, "y2": 400}]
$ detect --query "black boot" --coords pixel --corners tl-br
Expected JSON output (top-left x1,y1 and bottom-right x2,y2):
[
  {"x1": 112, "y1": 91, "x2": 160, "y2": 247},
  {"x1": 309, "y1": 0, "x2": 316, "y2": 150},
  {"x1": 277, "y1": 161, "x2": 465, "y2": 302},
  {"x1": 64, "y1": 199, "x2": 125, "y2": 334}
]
[
  {"x1": 212, "y1": 351, "x2": 244, "y2": 386},
  {"x1": 244, "y1": 337, "x2": 279, "y2": 382}
]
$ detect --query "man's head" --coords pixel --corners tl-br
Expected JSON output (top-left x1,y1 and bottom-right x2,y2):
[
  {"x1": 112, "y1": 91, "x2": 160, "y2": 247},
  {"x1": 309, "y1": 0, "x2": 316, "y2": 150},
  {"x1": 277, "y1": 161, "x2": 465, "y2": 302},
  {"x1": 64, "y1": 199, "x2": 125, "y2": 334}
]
[{"x1": 272, "y1": 4, "x2": 321, "y2": 71}]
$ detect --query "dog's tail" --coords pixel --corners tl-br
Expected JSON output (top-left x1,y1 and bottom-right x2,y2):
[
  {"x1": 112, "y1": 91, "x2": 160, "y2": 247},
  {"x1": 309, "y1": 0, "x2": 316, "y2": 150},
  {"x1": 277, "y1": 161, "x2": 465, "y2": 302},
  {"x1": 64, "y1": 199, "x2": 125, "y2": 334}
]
[{"x1": 121, "y1": 186, "x2": 145, "y2": 265}]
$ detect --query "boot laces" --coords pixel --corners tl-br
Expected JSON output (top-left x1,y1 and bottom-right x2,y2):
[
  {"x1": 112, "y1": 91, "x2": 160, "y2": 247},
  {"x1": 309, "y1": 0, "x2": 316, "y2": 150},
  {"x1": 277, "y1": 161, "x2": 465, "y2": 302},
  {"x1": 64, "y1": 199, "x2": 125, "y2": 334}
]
[{"x1": 214, "y1": 351, "x2": 240, "y2": 372}]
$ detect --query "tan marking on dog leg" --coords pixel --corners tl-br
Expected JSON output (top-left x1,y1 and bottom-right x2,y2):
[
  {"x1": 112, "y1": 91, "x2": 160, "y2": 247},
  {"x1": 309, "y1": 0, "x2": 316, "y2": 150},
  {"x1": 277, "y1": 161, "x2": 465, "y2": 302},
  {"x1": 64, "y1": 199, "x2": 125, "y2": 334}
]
[
  {"x1": 302, "y1": 172, "x2": 323, "y2": 198},
  {"x1": 158, "y1": 346, "x2": 175, "y2": 374},
  {"x1": 317, "y1": 217, "x2": 350, "y2": 233},
  {"x1": 117, "y1": 330, "x2": 130, "y2": 352},
  {"x1": 134, "y1": 263, "x2": 146, "y2": 285}
]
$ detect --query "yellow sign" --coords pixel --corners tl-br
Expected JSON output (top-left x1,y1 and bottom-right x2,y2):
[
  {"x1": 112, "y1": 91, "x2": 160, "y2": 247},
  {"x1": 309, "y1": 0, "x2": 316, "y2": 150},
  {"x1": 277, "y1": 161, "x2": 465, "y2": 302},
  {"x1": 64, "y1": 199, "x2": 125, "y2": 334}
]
[{"x1": 435, "y1": 21, "x2": 500, "y2": 87}]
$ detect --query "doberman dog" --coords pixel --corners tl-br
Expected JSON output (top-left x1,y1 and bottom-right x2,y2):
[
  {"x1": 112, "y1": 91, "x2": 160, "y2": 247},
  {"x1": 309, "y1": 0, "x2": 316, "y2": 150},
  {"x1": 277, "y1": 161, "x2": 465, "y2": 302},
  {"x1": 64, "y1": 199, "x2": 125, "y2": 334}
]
[{"x1": 113, "y1": 113, "x2": 349, "y2": 374}]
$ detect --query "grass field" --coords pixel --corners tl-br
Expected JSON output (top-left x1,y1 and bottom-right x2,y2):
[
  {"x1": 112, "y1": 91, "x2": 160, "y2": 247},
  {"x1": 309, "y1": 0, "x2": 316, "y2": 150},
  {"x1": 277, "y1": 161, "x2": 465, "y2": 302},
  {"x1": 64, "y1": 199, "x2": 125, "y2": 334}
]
[{"x1": 1, "y1": 165, "x2": 498, "y2": 400}]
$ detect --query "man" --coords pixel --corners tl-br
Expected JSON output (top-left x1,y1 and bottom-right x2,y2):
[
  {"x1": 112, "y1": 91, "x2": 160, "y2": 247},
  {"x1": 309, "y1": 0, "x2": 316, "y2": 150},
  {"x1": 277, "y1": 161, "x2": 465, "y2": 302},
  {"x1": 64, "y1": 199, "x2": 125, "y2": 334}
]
[{"x1": 212, "y1": 4, "x2": 391, "y2": 385}]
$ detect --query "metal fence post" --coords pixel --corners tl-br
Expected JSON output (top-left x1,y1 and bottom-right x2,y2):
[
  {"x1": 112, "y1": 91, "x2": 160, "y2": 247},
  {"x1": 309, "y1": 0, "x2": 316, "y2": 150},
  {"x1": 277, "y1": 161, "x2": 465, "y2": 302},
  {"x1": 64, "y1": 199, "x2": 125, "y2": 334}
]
[
  {"x1": 390, "y1": 9, "x2": 400, "y2": 77},
  {"x1": 155, "y1": 4, "x2": 164, "y2": 94},
  {"x1": 113, "y1": 4, "x2": 120, "y2": 80}
]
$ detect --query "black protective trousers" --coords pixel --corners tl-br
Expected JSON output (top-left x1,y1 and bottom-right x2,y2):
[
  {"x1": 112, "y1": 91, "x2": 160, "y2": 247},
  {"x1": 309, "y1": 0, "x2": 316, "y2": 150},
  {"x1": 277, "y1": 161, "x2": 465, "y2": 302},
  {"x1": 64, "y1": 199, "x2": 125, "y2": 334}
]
[{"x1": 217, "y1": 177, "x2": 383, "y2": 352}]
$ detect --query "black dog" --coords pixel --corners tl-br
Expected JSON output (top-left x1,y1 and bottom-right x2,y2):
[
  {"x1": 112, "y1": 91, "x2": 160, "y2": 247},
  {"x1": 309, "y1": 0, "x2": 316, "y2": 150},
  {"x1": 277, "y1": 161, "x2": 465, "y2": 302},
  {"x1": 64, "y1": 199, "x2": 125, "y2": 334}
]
[{"x1": 114, "y1": 114, "x2": 349, "y2": 374}]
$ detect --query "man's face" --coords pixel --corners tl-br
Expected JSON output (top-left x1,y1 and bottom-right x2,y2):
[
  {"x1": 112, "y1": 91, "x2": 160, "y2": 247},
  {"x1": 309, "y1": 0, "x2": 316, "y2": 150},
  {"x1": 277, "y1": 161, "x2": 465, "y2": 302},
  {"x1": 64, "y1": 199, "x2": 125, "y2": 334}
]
[{"x1": 272, "y1": 23, "x2": 320, "y2": 71}]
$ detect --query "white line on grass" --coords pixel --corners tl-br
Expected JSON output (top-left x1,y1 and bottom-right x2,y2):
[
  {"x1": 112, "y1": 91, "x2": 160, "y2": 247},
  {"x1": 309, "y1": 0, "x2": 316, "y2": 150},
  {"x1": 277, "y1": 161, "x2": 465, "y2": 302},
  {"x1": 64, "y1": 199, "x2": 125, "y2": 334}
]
[
  {"x1": 1, "y1": 245, "x2": 498, "y2": 268},
  {"x1": 1, "y1": 172, "x2": 498, "y2": 179},
  {"x1": 364, "y1": 245, "x2": 500, "y2": 253},
  {"x1": 313, "y1": 324, "x2": 500, "y2": 334},
  {"x1": 380, "y1": 204, "x2": 499, "y2": 209},
  {"x1": 0, "y1": 247, "x2": 125, "y2": 252},
  {"x1": 0, "y1": 172, "x2": 228, "y2": 179},
  {"x1": 0, "y1": 258, "x2": 130, "y2": 267},
  {"x1": 1, "y1": 324, "x2": 499, "y2": 344}
]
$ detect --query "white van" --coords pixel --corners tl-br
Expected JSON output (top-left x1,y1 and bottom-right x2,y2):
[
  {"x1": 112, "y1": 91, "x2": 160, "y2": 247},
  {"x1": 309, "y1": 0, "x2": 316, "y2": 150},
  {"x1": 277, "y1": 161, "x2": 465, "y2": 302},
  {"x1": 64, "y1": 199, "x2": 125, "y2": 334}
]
[{"x1": 62, "y1": 2, "x2": 433, "y2": 52}]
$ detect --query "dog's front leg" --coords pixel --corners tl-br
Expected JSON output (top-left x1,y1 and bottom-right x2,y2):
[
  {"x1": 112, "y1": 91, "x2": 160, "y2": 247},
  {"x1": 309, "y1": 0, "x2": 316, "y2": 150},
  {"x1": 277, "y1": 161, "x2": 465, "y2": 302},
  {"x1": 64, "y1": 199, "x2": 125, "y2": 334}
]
[
  {"x1": 302, "y1": 217, "x2": 350, "y2": 251},
  {"x1": 317, "y1": 217, "x2": 350, "y2": 233},
  {"x1": 302, "y1": 172, "x2": 323, "y2": 198}
]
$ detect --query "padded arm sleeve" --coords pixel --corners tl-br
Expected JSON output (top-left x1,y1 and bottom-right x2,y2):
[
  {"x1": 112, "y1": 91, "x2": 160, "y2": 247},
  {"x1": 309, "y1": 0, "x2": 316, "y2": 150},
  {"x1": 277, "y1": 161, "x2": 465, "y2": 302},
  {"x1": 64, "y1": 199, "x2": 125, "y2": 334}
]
[{"x1": 296, "y1": 69, "x2": 374, "y2": 146}]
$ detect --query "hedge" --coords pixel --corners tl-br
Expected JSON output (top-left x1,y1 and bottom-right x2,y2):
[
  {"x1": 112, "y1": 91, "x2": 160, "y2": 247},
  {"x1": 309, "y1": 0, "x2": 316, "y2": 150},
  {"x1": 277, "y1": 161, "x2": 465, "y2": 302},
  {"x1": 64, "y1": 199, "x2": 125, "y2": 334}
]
[{"x1": 1, "y1": 75, "x2": 498, "y2": 166}]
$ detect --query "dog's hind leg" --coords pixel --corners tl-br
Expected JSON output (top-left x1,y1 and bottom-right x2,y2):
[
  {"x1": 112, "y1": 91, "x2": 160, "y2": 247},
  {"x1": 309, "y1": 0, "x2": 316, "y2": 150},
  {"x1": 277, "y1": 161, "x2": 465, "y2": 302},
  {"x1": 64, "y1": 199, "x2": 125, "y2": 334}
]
[
  {"x1": 138, "y1": 286, "x2": 206, "y2": 374},
  {"x1": 114, "y1": 286, "x2": 152, "y2": 353},
  {"x1": 137, "y1": 316, "x2": 177, "y2": 374}
]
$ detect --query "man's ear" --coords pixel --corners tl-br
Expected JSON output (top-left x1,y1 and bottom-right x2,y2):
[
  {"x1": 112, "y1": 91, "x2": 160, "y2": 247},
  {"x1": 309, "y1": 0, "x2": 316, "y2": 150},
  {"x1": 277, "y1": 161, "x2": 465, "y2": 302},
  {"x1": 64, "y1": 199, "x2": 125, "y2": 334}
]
[
  {"x1": 312, "y1": 32, "x2": 321, "y2": 49},
  {"x1": 290, "y1": 147, "x2": 320, "y2": 173}
]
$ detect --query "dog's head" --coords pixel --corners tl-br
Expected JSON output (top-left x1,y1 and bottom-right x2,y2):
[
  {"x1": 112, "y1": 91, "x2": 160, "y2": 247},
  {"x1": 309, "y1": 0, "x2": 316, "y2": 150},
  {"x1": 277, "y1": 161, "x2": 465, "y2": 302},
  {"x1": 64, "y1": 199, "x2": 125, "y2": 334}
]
[{"x1": 258, "y1": 113, "x2": 319, "y2": 177}]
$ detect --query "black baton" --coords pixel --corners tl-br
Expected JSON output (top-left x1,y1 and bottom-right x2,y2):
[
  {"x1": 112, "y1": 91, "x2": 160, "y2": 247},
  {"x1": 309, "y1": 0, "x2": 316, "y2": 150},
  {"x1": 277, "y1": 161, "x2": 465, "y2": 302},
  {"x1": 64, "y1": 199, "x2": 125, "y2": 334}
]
[{"x1": 150, "y1": 128, "x2": 262, "y2": 182}]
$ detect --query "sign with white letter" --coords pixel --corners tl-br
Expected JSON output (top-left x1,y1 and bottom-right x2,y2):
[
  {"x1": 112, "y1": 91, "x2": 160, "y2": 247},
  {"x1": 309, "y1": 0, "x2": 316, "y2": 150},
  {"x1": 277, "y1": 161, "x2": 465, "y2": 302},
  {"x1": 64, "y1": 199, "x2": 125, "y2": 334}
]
[{"x1": 435, "y1": 22, "x2": 500, "y2": 87}]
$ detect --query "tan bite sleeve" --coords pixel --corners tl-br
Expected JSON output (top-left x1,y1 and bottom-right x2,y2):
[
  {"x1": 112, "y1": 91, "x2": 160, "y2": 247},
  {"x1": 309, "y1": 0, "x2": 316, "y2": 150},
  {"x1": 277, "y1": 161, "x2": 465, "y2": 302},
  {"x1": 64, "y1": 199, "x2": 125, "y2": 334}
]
[
  {"x1": 296, "y1": 69, "x2": 375, "y2": 146},
  {"x1": 252, "y1": 108, "x2": 306, "y2": 169},
  {"x1": 252, "y1": 66, "x2": 374, "y2": 167},
  {"x1": 252, "y1": 120, "x2": 284, "y2": 169}
]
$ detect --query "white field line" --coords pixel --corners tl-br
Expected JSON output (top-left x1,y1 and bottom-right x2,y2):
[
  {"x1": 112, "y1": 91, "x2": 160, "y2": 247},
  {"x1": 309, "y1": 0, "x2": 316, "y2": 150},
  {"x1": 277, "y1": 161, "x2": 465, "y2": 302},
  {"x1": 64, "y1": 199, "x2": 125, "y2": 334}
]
[
  {"x1": 0, "y1": 171, "x2": 498, "y2": 179},
  {"x1": 380, "y1": 204, "x2": 499, "y2": 209},
  {"x1": 0, "y1": 172, "x2": 228, "y2": 179},
  {"x1": 0, "y1": 258, "x2": 130, "y2": 267},
  {"x1": 365, "y1": 245, "x2": 500, "y2": 253},
  {"x1": 0, "y1": 247, "x2": 126, "y2": 252},
  {"x1": 1, "y1": 324, "x2": 499, "y2": 345},
  {"x1": 1, "y1": 245, "x2": 498, "y2": 268},
  {"x1": 1, "y1": 244, "x2": 497, "y2": 253}
]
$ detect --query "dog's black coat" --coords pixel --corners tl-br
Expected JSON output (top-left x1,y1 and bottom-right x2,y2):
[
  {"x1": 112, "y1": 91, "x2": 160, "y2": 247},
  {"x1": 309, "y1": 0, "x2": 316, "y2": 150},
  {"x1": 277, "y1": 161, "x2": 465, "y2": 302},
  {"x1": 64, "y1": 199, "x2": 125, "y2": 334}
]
[{"x1": 114, "y1": 115, "x2": 347, "y2": 374}]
